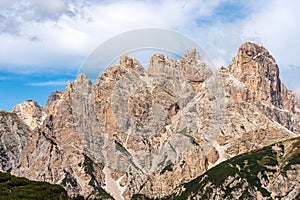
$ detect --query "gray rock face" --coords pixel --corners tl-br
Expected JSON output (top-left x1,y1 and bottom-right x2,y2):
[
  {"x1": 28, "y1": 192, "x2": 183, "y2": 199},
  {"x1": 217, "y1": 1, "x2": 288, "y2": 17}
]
[
  {"x1": 0, "y1": 111, "x2": 31, "y2": 172},
  {"x1": 13, "y1": 100, "x2": 47, "y2": 130},
  {"x1": 11, "y1": 74, "x2": 107, "y2": 197},
  {"x1": 0, "y1": 42, "x2": 299, "y2": 199}
]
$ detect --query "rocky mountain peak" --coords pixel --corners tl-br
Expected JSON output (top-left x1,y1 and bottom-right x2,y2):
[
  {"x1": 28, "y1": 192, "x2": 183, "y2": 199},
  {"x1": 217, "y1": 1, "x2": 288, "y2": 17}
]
[
  {"x1": 229, "y1": 42, "x2": 299, "y2": 133},
  {"x1": 149, "y1": 53, "x2": 176, "y2": 67},
  {"x1": 236, "y1": 42, "x2": 276, "y2": 66},
  {"x1": 180, "y1": 48, "x2": 201, "y2": 63},
  {"x1": 75, "y1": 73, "x2": 91, "y2": 84},
  {"x1": 119, "y1": 54, "x2": 141, "y2": 70},
  {"x1": 12, "y1": 100, "x2": 46, "y2": 130},
  {"x1": 229, "y1": 42, "x2": 283, "y2": 107},
  {"x1": 45, "y1": 91, "x2": 62, "y2": 115},
  {"x1": 66, "y1": 73, "x2": 92, "y2": 92},
  {"x1": 148, "y1": 49, "x2": 212, "y2": 87}
]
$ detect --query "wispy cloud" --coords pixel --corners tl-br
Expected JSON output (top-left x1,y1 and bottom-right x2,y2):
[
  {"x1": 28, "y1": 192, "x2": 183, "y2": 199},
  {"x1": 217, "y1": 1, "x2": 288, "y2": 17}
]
[{"x1": 28, "y1": 80, "x2": 67, "y2": 86}]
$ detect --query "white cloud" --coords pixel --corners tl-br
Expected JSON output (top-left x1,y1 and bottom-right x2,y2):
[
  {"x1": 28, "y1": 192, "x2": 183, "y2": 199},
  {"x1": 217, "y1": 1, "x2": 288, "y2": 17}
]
[
  {"x1": 0, "y1": 0, "x2": 300, "y2": 82},
  {"x1": 0, "y1": 0, "x2": 224, "y2": 72},
  {"x1": 28, "y1": 80, "x2": 68, "y2": 86},
  {"x1": 0, "y1": 0, "x2": 14, "y2": 7},
  {"x1": 242, "y1": 0, "x2": 300, "y2": 67}
]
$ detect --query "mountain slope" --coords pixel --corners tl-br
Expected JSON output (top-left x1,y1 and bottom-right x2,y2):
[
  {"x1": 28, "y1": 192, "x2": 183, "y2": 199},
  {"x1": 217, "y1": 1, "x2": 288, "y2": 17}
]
[{"x1": 132, "y1": 136, "x2": 300, "y2": 200}]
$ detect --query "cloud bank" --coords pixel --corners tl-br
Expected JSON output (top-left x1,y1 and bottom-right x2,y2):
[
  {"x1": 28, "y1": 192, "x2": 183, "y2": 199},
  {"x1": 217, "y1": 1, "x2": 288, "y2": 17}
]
[{"x1": 0, "y1": 0, "x2": 299, "y2": 77}]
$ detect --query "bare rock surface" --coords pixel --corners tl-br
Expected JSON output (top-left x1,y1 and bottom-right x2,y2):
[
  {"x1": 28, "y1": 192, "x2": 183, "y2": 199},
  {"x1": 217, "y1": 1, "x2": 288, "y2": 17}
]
[
  {"x1": 13, "y1": 100, "x2": 46, "y2": 130},
  {"x1": 229, "y1": 42, "x2": 299, "y2": 133},
  {"x1": 0, "y1": 111, "x2": 31, "y2": 172}
]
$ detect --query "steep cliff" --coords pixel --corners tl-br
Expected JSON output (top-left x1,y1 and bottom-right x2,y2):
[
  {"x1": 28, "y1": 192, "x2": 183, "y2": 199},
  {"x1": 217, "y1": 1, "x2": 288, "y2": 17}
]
[
  {"x1": 229, "y1": 42, "x2": 299, "y2": 133},
  {"x1": 12, "y1": 75, "x2": 109, "y2": 198},
  {"x1": 12, "y1": 100, "x2": 47, "y2": 131},
  {"x1": 0, "y1": 111, "x2": 31, "y2": 172}
]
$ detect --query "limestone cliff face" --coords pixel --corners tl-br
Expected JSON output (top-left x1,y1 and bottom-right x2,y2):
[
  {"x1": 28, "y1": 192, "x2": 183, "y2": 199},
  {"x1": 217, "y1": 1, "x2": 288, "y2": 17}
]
[
  {"x1": 12, "y1": 74, "x2": 107, "y2": 198},
  {"x1": 13, "y1": 100, "x2": 46, "y2": 130},
  {"x1": 0, "y1": 111, "x2": 31, "y2": 172},
  {"x1": 0, "y1": 100, "x2": 46, "y2": 173},
  {"x1": 135, "y1": 54, "x2": 297, "y2": 198},
  {"x1": 0, "y1": 42, "x2": 299, "y2": 199},
  {"x1": 229, "y1": 42, "x2": 299, "y2": 133}
]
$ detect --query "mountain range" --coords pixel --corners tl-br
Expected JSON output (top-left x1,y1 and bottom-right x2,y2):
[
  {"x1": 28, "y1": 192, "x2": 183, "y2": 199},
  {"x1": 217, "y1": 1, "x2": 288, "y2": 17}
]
[{"x1": 0, "y1": 42, "x2": 299, "y2": 199}]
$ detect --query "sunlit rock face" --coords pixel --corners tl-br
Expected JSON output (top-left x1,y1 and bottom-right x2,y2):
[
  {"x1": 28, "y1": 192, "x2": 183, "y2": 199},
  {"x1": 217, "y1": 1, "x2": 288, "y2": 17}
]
[
  {"x1": 229, "y1": 42, "x2": 299, "y2": 133},
  {"x1": 0, "y1": 42, "x2": 298, "y2": 199},
  {"x1": 13, "y1": 100, "x2": 47, "y2": 131}
]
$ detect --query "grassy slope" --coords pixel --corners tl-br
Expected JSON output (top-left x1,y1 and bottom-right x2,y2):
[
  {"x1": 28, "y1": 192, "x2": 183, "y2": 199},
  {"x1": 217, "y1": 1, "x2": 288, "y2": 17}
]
[
  {"x1": 132, "y1": 136, "x2": 300, "y2": 200},
  {"x1": 0, "y1": 172, "x2": 68, "y2": 200}
]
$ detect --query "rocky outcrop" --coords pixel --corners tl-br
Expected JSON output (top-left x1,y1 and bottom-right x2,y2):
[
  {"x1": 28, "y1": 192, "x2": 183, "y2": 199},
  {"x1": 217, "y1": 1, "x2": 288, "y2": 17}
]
[
  {"x1": 0, "y1": 42, "x2": 299, "y2": 199},
  {"x1": 13, "y1": 100, "x2": 46, "y2": 130},
  {"x1": 0, "y1": 111, "x2": 31, "y2": 172},
  {"x1": 229, "y1": 42, "x2": 299, "y2": 133}
]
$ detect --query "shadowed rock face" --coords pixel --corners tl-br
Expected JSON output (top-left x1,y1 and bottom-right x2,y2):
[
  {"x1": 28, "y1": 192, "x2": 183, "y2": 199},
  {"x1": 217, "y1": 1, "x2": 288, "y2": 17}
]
[
  {"x1": 0, "y1": 42, "x2": 299, "y2": 199},
  {"x1": 0, "y1": 111, "x2": 31, "y2": 172}
]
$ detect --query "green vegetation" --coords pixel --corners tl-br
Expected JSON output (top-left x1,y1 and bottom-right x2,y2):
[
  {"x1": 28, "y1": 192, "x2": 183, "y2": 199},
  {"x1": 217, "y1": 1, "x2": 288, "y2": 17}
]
[
  {"x1": 5, "y1": 145, "x2": 15, "y2": 152},
  {"x1": 0, "y1": 146, "x2": 9, "y2": 171},
  {"x1": 160, "y1": 161, "x2": 173, "y2": 175},
  {"x1": 282, "y1": 139, "x2": 300, "y2": 171},
  {"x1": 0, "y1": 172, "x2": 68, "y2": 200},
  {"x1": 131, "y1": 136, "x2": 300, "y2": 200},
  {"x1": 61, "y1": 170, "x2": 78, "y2": 188},
  {"x1": 83, "y1": 154, "x2": 114, "y2": 199},
  {"x1": 0, "y1": 156, "x2": 114, "y2": 199},
  {"x1": 131, "y1": 194, "x2": 152, "y2": 200},
  {"x1": 83, "y1": 154, "x2": 97, "y2": 188}
]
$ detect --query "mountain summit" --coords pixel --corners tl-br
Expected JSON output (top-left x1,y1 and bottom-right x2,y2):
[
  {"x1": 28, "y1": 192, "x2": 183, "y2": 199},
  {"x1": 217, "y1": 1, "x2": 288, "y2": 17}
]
[{"x1": 0, "y1": 42, "x2": 299, "y2": 199}]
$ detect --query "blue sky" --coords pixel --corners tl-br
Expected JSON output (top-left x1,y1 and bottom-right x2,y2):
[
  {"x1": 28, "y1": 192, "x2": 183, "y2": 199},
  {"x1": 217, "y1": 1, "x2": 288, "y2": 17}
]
[{"x1": 0, "y1": 0, "x2": 300, "y2": 111}]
